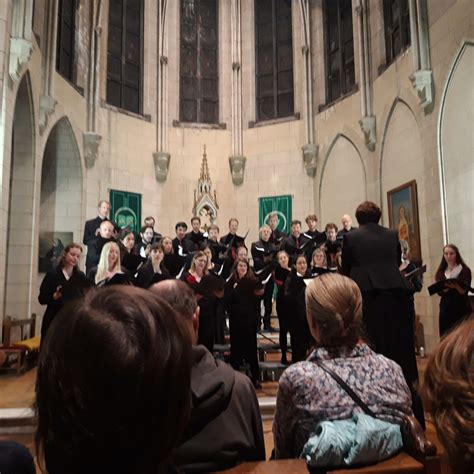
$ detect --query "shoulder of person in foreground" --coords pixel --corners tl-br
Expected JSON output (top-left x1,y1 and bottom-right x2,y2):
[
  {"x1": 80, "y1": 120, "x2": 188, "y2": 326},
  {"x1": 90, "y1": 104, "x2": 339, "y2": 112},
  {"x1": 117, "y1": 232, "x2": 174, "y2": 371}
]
[{"x1": 0, "y1": 441, "x2": 35, "y2": 474}]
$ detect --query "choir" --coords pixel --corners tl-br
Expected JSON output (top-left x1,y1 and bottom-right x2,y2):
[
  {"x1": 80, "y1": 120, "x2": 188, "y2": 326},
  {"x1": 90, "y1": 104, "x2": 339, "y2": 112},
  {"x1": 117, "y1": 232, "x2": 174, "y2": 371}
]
[{"x1": 38, "y1": 200, "x2": 472, "y2": 394}]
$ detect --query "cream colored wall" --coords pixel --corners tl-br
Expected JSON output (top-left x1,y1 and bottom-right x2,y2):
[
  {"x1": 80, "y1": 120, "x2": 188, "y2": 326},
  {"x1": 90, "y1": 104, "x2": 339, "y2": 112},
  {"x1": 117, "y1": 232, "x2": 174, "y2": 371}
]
[{"x1": 0, "y1": 0, "x2": 472, "y2": 348}]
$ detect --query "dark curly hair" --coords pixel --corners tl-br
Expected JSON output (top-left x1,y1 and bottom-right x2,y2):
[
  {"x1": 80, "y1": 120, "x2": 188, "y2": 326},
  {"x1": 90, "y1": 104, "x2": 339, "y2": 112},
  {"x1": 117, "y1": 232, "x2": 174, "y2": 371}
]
[{"x1": 420, "y1": 319, "x2": 474, "y2": 473}]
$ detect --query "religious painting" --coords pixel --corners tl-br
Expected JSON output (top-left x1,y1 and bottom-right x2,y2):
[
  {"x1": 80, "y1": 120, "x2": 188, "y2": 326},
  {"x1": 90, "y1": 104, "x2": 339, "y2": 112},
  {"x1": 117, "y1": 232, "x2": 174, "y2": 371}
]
[
  {"x1": 110, "y1": 189, "x2": 142, "y2": 234},
  {"x1": 387, "y1": 180, "x2": 422, "y2": 264},
  {"x1": 38, "y1": 232, "x2": 74, "y2": 273},
  {"x1": 259, "y1": 195, "x2": 292, "y2": 235}
]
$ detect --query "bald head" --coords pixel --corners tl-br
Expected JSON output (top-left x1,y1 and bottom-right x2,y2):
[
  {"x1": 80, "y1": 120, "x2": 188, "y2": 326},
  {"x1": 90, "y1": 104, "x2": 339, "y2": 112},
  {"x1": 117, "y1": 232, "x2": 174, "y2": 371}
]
[
  {"x1": 341, "y1": 214, "x2": 352, "y2": 231},
  {"x1": 150, "y1": 279, "x2": 199, "y2": 345}
]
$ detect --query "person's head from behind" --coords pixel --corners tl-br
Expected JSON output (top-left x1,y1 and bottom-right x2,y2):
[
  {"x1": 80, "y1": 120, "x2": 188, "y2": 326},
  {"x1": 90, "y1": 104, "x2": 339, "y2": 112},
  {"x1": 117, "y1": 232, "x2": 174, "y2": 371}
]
[
  {"x1": 35, "y1": 286, "x2": 192, "y2": 474},
  {"x1": 305, "y1": 273, "x2": 363, "y2": 348},
  {"x1": 99, "y1": 220, "x2": 114, "y2": 239},
  {"x1": 421, "y1": 319, "x2": 474, "y2": 473},
  {"x1": 151, "y1": 280, "x2": 200, "y2": 345},
  {"x1": 355, "y1": 201, "x2": 382, "y2": 225}
]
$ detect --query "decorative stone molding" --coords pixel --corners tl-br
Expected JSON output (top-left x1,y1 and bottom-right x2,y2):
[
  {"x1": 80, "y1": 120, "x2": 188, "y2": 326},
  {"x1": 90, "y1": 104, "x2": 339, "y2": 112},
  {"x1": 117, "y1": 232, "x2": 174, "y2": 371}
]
[
  {"x1": 410, "y1": 70, "x2": 434, "y2": 111},
  {"x1": 302, "y1": 143, "x2": 318, "y2": 177},
  {"x1": 83, "y1": 132, "x2": 102, "y2": 168},
  {"x1": 153, "y1": 151, "x2": 171, "y2": 182},
  {"x1": 359, "y1": 116, "x2": 376, "y2": 152},
  {"x1": 39, "y1": 95, "x2": 57, "y2": 134},
  {"x1": 9, "y1": 38, "x2": 33, "y2": 82},
  {"x1": 229, "y1": 155, "x2": 246, "y2": 185}
]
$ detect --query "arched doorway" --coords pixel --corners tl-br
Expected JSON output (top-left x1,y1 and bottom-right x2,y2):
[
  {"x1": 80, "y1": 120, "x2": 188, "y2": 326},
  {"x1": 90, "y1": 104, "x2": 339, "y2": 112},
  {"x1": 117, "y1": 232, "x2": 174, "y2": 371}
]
[
  {"x1": 4, "y1": 74, "x2": 36, "y2": 320},
  {"x1": 38, "y1": 117, "x2": 83, "y2": 278}
]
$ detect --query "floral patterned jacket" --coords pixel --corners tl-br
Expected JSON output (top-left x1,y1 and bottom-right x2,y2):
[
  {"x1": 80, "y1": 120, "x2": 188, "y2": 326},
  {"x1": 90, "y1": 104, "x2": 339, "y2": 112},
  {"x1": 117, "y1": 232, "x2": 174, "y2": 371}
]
[{"x1": 272, "y1": 343, "x2": 413, "y2": 459}]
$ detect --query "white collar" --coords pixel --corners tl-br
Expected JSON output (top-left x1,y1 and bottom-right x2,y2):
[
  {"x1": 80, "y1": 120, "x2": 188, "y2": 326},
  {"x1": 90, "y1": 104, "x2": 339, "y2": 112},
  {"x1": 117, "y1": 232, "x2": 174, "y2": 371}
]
[{"x1": 445, "y1": 264, "x2": 462, "y2": 279}]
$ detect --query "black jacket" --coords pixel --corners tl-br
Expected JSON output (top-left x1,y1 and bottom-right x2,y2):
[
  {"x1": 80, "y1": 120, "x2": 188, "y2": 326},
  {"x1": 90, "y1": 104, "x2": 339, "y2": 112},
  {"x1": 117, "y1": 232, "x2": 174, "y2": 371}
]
[
  {"x1": 172, "y1": 237, "x2": 195, "y2": 256},
  {"x1": 251, "y1": 239, "x2": 276, "y2": 272},
  {"x1": 174, "y1": 346, "x2": 265, "y2": 472},
  {"x1": 341, "y1": 223, "x2": 409, "y2": 292}
]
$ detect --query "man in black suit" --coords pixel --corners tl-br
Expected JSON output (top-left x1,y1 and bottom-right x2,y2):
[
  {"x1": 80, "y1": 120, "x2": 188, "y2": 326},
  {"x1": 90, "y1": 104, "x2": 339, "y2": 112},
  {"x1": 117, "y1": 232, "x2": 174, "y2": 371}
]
[
  {"x1": 267, "y1": 213, "x2": 287, "y2": 246},
  {"x1": 172, "y1": 221, "x2": 194, "y2": 256},
  {"x1": 342, "y1": 201, "x2": 424, "y2": 426},
  {"x1": 83, "y1": 200, "x2": 116, "y2": 274},
  {"x1": 283, "y1": 220, "x2": 309, "y2": 263},
  {"x1": 186, "y1": 216, "x2": 206, "y2": 251}
]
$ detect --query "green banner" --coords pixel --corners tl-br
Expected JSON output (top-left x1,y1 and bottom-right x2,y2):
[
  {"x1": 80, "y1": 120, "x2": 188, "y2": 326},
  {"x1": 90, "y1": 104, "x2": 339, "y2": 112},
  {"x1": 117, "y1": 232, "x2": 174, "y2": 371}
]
[
  {"x1": 258, "y1": 195, "x2": 292, "y2": 235},
  {"x1": 110, "y1": 189, "x2": 142, "y2": 234}
]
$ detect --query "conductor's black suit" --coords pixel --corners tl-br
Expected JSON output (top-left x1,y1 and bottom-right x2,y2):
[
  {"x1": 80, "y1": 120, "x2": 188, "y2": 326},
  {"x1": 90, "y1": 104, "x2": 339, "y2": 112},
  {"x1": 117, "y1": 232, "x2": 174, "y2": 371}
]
[{"x1": 342, "y1": 222, "x2": 424, "y2": 426}]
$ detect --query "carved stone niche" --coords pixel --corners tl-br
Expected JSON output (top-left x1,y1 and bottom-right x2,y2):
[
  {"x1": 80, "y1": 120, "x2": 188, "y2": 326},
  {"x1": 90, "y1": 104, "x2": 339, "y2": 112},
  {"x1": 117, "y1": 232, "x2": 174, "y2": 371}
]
[
  {"x1": 359, "y1": 116, "x2": 376, "y2": 152},
  {"x1": 153, "y1": 151, "x2": 171, "y2": 182},
  {"x1": 302, "y1": 143, "x2": 318, "y2": 177},
  {"x1": 83, "y1": 132, "x2": 102, "y2": 168},
  {"x1": 228, "y1": 155, "x2": 246, "y2": 185}
]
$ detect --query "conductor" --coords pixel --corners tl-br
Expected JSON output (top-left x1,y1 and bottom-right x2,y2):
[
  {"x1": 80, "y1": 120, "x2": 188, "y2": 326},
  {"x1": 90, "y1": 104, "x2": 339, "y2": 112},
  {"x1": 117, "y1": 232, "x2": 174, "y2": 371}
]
[{"x1": 341, "y1": 201, "x2": 424, "y2": 427}]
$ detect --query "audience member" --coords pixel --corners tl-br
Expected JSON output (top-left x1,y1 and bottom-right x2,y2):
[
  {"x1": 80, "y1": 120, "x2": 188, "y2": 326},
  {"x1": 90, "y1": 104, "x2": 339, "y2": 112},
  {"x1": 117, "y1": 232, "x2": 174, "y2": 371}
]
[
  {"x1": 151, "y1": 280, "x2": 265, "y2": 472},
  {"x1": 35, "y1": 286, "x2": 192, "y2": 474},
  {"x1": 434, "y1": 243, "x2": 472, "y2": 336},
  {"x1": 0, "y1": 441, "x2": 35, "y2": 474},
  {"x1": 421, "y1": 319, "x2": 474, "y2": 474},
  {"x1": 273, "y1": 273, "x2": 413, "y2": 459}
]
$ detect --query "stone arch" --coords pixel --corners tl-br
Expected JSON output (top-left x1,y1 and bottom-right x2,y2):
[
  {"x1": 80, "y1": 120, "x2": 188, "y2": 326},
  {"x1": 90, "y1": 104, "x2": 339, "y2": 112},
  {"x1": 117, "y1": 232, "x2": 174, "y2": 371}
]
[
  {"x1": 438, "y1": 41, "x2": 474, "y2": 266},
  {"x1": 380, "y1": 99, "x2": 426, "y2": 262},
  {"x1": 4, "y1": 72, "x2": 36, "y2": 319},
  {"x1": 319, "y1": 134, "x2": 367, "y2": 226},
  {"x1": 38, "y1": 117, "x2": 83, "y2": 275}
]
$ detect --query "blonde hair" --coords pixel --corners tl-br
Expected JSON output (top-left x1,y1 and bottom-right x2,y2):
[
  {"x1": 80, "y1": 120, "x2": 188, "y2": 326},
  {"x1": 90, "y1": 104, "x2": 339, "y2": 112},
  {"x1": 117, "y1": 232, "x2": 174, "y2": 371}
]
[
  {"x1": 421, "y1": 319, "x2": 474, "y2": 473},
  {"x1": 311, "y1": 247, "x2": 327, "y2": 268},
  {"x1": 95, "y1": 242, "x2": 121, "y2": 284},
  {"x1": 305, "y1": 273, "x2": 362, "y2": 347},
  {"x1": 190, "y1": 251, "x2": 209, "y2": 276}
]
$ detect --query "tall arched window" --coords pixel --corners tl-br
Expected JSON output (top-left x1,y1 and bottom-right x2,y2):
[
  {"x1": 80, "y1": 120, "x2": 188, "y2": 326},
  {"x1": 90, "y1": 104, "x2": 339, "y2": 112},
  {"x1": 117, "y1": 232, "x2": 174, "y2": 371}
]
[
  {"x1": 56, "y1": 0, "x2": 78, "y2": 82},
  {"x1": 383, "y1": 0, "x2": 411, "y2": 65},
  {"x1": 107, "y1": 0, "x2": 144, "y2": 114},
  {"x1": 324, "y1": 0, "x2": 355, "y2": 104},
  {"x1": 255, "y1": 0, "x2": 294, "y2": 121},
  {"x1": 180, "y1": 0, "x2": 219, "y2": 124}
]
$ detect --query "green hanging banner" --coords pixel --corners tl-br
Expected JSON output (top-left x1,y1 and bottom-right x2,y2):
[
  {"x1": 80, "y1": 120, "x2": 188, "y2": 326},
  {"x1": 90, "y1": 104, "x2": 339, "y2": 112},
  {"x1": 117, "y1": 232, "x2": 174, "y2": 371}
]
[
  {"x1": 258, "y1": 195, "x2": 292, "y2": 235},
  {"x1": 109, "y1": 189, "x2": 142, "y2": 234}
]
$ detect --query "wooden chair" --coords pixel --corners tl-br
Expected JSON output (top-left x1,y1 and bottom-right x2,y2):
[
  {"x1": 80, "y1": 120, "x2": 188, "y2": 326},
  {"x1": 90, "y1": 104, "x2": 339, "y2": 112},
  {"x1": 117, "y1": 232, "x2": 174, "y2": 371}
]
[
  {"x1": 222, "y1": 417, "x2": 441, "y2": 474},
  {"x1": 1, "y1": 314, "x2": 39, "y2": 375}
]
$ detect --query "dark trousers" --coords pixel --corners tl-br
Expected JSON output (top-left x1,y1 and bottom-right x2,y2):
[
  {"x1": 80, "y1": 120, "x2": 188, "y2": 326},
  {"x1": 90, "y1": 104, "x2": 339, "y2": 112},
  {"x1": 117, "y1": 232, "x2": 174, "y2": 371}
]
[
  {"x1": 276, "y1": 298, "x2": 290, "y2": 359},
  {"x1": 261, "y1": 279, "x2": 274, "y2": 328},
  {"x1": 229, "y1": 320, "x2": 259, "y2": 382},
  {"x1": 198, "y1": 313, "x2": 215, "y2": 354},
  {"x1": 290, "y1": 318, "x2": 311, "y2": 363},
  {"x1": 362, "y1": 289, "x2": 425, "y2": 428},
  {"x1": 214, "y1": 299, "x2": 226, "y2": 344}
]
